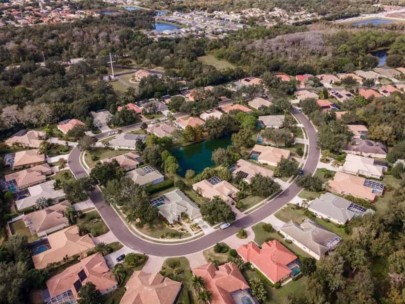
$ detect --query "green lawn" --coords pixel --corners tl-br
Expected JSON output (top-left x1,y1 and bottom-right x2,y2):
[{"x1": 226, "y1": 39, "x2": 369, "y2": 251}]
[
  {"x1": 183, "y1": 188, "x2": 208, "y2": 207},
  {"x1": 274, "y1": 205, "x2": 350, "y2": 240},
  {"x1": 252, "y1": 222, "x2": 312, "y2": 258},
  {"x1": 84, "y1": 148, "x2": 129, "y2": 168},
  {"x1": 77, "y1": 211, "x2": 109, "y2": 237},
  {"x1": 203, "y1": 245, "x2": 230, "y2": 265},
  {"x1": 54, "y1": 170, "x2": 74, "y2": 184},
  {"x1": 9, "y1": 219, "x2": 37, "y2": 242},
  {"x1": 298, "y1": 189, "x2": 321, "y2": 200},
  {"x1": 137, "y1": 221, "x2": 191, "y2": 239},
  {"x1": 45, "y1": 143, "x2": 71, "y2": 157},
  {"x1": 314, "y1": 168, "x2": 335, "y2": 182},
  {"x1": 239, "y1": 196, "x2": 264, "y2": 212},
  {"x1": 197, "y1": 54, "x2": 235, "y2": 70}
]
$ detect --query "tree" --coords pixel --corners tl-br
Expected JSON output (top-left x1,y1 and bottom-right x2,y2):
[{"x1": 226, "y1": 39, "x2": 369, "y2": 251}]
[
  {"x1": 109, "y1": 107, "x2": 138, "y2": 127},
  {"x1": 94, "y1": 243, "x2": 113, "y2": 256},
  {"x1": 90, "y1": 161, "x2": 124, "y2": 186},
  {"x1": 183, "y1": 125, "x2": 196, "y2": 142},
  {"x1": 212, "y1": 148, "x2": 232, "y2": 167},
  {"x1": 62, "y1": 177, "x2": 93, "y2": 202},
  {"x1": 250, "y1": 174, "x2": 280, "y2": 197},
  {"x1": 78, "y1": 135, "x2": 97, "y2": 151},
  {"x1": 124, "y1": 253, "x2": 147, "y2": 268},
  {"x1": 142, "y1": 144, "x2": 163, "y2": 167},
  {"x1": 301, "y1": 257, "x2": 317, "y2": 275},
  {"x1": 392, "y1": 163, "x2": 404, "y2": 179},
  {"x1": 198, "y1": 289, "x2": 212, "y2": 303},
  {"x1": 192, "y1": 275, "x2": 205, "y2": 290},
  {"x1": 249, "y1": 279, "x2": 267, "y2": 303},
  {"x1": 296, "y1": 175, "x2": 323, "y2": 192},
  {"x1": 275, "y1": 158, "x2": 299, "y2": 177},
  {"x1": 185, "y1": 169, "x2": 196, "y2": 180},
  {"x1": 231, "y1": 129, "x2": 255, "y2": 149},
  {"x1": 263, "y1": 128, "x2": 294, "y2": 147},
  {"x1": 78, "y1": 282, "x2": 104, "y2": 304},
  {"x1": 140, "y1": 122, "x2": 147, "y2": 130},
  {"x1": 200, "y1": 197, "x2": 235, "y2": 225},
  {"x1": 66, "y1": 125, "x2": 87, "y2": 140},
  {"x1": 317, "y1": 121, "x2": 351, "y2": 153},
  {"x1": 113, "y1": 263, "x2": 127, "y2": 285},
  {"x1": 301, "y1": 98, "x2": 320, "y2": 115},
  {"x1": 65, "y1": 206, "x2": 79, "y2": 224}
]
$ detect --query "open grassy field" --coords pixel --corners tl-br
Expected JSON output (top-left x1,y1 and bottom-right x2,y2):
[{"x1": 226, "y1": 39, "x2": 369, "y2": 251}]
[{"x1": 198, "y1": 54, "x2": 235, "y2": 70}]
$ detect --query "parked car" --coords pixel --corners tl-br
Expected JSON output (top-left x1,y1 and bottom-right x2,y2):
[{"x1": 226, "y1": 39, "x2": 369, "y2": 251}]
[
  {"x1": 116, "y1": 254, "x2": 126, "y2": 262},
  {"x1": 219, "y1": 223, "x2": 231, "y2": 230}
]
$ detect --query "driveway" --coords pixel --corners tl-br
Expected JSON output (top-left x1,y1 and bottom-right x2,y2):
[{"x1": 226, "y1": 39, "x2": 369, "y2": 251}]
[{"x1": 67, "y1": 110, "x2": 320, "y2": 256}]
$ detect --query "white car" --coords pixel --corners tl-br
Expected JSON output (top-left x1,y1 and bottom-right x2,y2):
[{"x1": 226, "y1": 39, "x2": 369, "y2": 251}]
[{"x1": 219, "y1": 223, "x2": 231, "y2": 230}]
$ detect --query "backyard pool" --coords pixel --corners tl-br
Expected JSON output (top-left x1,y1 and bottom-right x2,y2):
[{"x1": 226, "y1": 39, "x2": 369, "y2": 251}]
[
  {"x1": 171, "y1": 137, "x2": 232, "y2": 176},
  {"x1": 30, "y1": 239, "x2": 51, "y2": 255}
]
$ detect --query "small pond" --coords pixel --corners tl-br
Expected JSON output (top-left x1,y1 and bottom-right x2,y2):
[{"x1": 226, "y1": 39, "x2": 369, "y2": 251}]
[
  {"x1": 352, "y1": 18, "x2": 398, "y2": 27},
  {"x1": 372, "y1": 50, "x2": 388, "y2": 66},
  {"x1": 154, "y1": 22, "x2": 181, "y2": 32},
  {"x1": 171, "y1": 137, "x2": 232, "y2": 176}
]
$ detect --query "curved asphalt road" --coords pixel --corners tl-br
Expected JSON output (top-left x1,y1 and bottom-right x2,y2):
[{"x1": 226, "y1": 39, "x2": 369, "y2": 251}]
[{"x1": 68, "y1": 110, "x2": 319, "y2": 256}]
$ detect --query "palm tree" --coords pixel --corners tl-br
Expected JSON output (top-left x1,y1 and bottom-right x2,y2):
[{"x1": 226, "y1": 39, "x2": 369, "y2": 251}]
[
  {"x1": 191, "y1": 276, "x2": 205, "y2": 291},
  {"x1": 198, "y1": 289, "x2": 212, "y2": 303},
  {"x1": 113, "y1": 263, "x2": 126, "y2": 285}
]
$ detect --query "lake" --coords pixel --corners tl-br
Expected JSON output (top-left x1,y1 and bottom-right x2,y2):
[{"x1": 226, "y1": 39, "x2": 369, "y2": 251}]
[
  {"x1": 155, "y1": 22, "x2": 181, "y2": 32},
  {"x1": 352, "y1": 18, "x2": 398, "y2": 27},
  {"x1": 171, "y1": 137, "x2": 232, "y2": 176},
  {"x1": 372, "y1": 50, "x2": 388, "y2": 66}
]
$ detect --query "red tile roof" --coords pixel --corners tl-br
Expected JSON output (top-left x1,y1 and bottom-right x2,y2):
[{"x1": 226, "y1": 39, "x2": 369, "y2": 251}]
[{"x1": 118, "y1": 103, "x2": 142, "y2": 114}]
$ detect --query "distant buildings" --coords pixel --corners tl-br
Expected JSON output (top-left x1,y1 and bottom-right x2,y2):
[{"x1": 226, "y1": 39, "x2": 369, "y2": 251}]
[
  {"x1": 200, "y1": 109, "x2": 224, "y2": 121},
  {"x1": 347, "y1": 125, "x2": 368, "y2": 139},
  {"x1": 358, "y1": 88, "x2": 382, "y2": 100}
]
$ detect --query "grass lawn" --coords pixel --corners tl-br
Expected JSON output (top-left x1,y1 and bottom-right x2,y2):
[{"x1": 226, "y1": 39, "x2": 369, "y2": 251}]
[
  {"x1": 293, "y1": 126, "x2": 305, "y2": 139},
  {"x1": 274, "y1": 205, "x2": 350, "y2": 240},
  {"x1": 242, "y1": 267, "x2": 307, "y2": 304},
  {"x1": 375, "y1": 174, "x2": 401, "y2": 214},
  {"x1": 46, "y1": 143, "x2": 71, "y2": 157},
  {"x1": 314, "y1": 168, "x2": 335, "y2": 182},
  {"x1": 84, "y1": 148, "x2": 129, "y2": 168},
  {"x1": 77, "y1": 211, "x2": 109, "y2": 237},
  {"x1": 197, "y1": 54, "x2": 235, "y2": 70},
  {"x1": 138, "y1": 221, "x2": 191, "y2": 239},
  {"x1": 298, "y1": 189, "x2": 321, "y2": 200},
  {"x1": 160, "y1": 257, "x2": 196, "y2": 304},
  {"x1": 54, "y1": 170, "x2": 74, "y2": 184},
  {"x1": 252, "y1": 222, "x2": 312, "y2": 258},
  {"x1": 239, "y1": 196, "x2": 264, "y2": 212},
  {"x1": 9, "y1": 219, "x2": 37, "y2": 242},
  {"x1": 183, "y1": 188, "x2": 208, "y2": 207},
  {"x1": 203, "y1": 246, "x2": 229, "y2": 264}
]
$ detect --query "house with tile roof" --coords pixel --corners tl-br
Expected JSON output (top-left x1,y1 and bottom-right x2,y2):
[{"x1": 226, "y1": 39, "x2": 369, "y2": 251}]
[
  {"x1": 237, "y1": 240, "x2": 299, "y2": 284},
  {"x1": 120, "y1": 271, "x2": 182, "y2": 304},
  {"x1": 329, "y1": 89, "x2": 354, "y2": 103},
  {"x1": 308, "y1": 193, "x2": 374, "y2": 225},
  {"x1": 147, "y1": 123, "x2": 177, "y2": 138},
  {"x1": 176, "y1": 116, "x2": 205, "y2": 129},
  {"x1": 154, "y1": 188, "x2": 201, "y2": 224},
  {"x1": 358, "y1": 88, "x2": 382, "y2": 100},
  {"x1": 45, "y1": 253, "x2": 116, "y2": 302},
  {"x1": 354, "y1": 70, "x2": 380, "y2": 81},
  {"x1": 342, "y1": 154, "x2": 385, "y2": 179},
  {"x1": 337, "y1": 73, "x2": 363, "y2": 84},
  {"x1": 374, "y1": 67, "x2": 401, "y2": 79},
  {"x1": 347, "y1": 125, "x2": 368, "y2": 139},
  {"x1": 5, "y1": 163, "x2": 52, "y2": 189},
  {"x1": 23, "y1": 201, "x2": 70, "y2": 237},
  {"x1": 57, "y1": 119, "x2": 85, "y2": 135},
  {"x1": 5, "y1": 130, "x2": 45, "y2": 148},
  {"x1": 101, "y1": 151, "x2": 141, "y2": 171},
  {"x1": 32, "y1": 225, "x2": 95, "y2": 269},
  {"x1": 250, "y1": 144, "x2": 290, "y2": 167},
  {"x1": 232, "y1": 159, "x2": 274, "y2": 184},
  {"x1": 108, "y1": 133, "x2": 147, "y2": 150},
  {"x1": 280, "y1": 219, "x2": 342, "y2": 260},
  {"x1": 193, "y1": 177, "x2": 239, "y2": 204},
  {"x1": 316, "y1": 99, "x2": 333, "y2": 110},
  {"x1": 327, "y1": 171, "x2": 383, "y2": 202},
  {"x1": 248, "y1": 97, "x2": 272, "y2": 110},
  {"x1": 317, "y1": 74, "x2": 340, "y2": 88},
  {"x1": 275, "y1": 73, "x2": 291, "y2": 82},
  {"x1": 117, "y1": 103, "x2": 142, "y2": 114},
  {"x1": 16, "y1": 180, "x2": 65, "y2": 211},
  {"x1": 11, "y1": 149, "x2": 45, "y2": 170},
  {"x1": 379, "y1": 84, "x2": 401, "y2": 96},
  {"x1": 294, "y1": 90, "x2": 319, "y2": 102},
  {"x1": 295, "y1": 74, "x2": 313, "y2": 88},
  {"x1": 127, "y1": 166, "x2": 164, "y2": 186},
  {"x1": 237, "y1": 77, "x2": 262, "y2": 87},
  {"x1": 258, "y1": 115, "x2": 285, "y2": 129},
  {"x1": 192, "y1": 262, "x2": 253, "y2": 304},
  {"x1": 220, "y1": 103, "x2": 252, "y2": 114},
  {"x1": 200, "y1": 109, "x2": 224, "y2": 121},
  {"x1": 344, "y1": 138, "x2": 387, "y2": 159}
]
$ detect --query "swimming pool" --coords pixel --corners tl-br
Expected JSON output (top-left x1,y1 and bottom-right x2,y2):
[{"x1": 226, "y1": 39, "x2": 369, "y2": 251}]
[{"x1": 30, "y1": 240, "x2": 51, "y2": 255}]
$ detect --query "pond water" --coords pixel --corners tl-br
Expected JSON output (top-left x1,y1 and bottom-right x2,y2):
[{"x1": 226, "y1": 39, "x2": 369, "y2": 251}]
[
  {"x1": 155, "y1": 22, "x2": 181, "y2": 32},
  {"x1": 372, "y1": 50, "x2": 388, "y2": 66},
  {"x1": 171, "y1": 137, "x2": 232, "y2": 176},
  {"x1": 352, "y1": 18, "x2": 398, "y2": 27}
]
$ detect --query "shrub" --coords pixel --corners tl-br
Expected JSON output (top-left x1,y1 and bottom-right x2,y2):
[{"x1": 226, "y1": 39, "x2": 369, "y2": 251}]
[
  {"x1": 262, "y1": 223, "x2": 274, "y2": 233},
  {"x1": 229, "y1": 249, "x2": 238, "y2": 257},
  {"x1": 237, "y1": 229, "x2": 247, "y2": 239},
  {"x1": 124, "y1": 253, "x2": 148, "y2": 268},
  {"x1": 214, "y1": 243, "x2": 229, "y2": 253},
  {"x1": 274, "y1": 282, "x2": 281, "y2": 289}
]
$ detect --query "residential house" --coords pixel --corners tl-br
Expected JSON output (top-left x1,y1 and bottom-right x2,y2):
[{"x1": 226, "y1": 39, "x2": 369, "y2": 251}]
[
  {"x1": 133, "y1": 69, "x2": 158, "y2": 81},
  {"x1": 45, "y1": 253, "x2": 117, "y2": 303},
  {"x1": 342, "y1": 154, "x2": 385, "y2": 179},
  {"x1": 237, "y1": 77, "x2": 262, "y2": 87},
  {"x1": 237, "y1": 240, "x2": 299, "y2": 284},
  {"x1": 309, "y1": 193, "x2": 373, "y2": 225},
  {"x1": 232, "y1": 159, "x2": 274, "y2": 184},
  {"x1": 295, "y1": 90, "x2": 318, "y2": 102},
  {"x1": 220, "y1": 103, "x2": 252, "y2": 114},
  {"x1": 154, "y1": 188, "x2": 201, "y2": 224},
  {"x1": 374, "y1": 67, "x2": 401, "y2": 79},
  {"x1": 296, "y1": 74, "x2": 313, "y2": 88},
  {"x1": 335, "y1": 111, "x2": 348, "y2": 120},
  {"x1": 108, "y1": 133, "x2": 147, "y2": 150},
  {"x1": 147, "y1": 123, "x2": 177, "y2": 138},
  {"x1": 32, "y1": 225, "x2": 95, "y2": 269},
  {"x1": 258, "y1": 115, "x2": 285, "y2": 129},
  {"x1": 327, "y1": 172, "x2": 384, "y2": 202},
  {"x1": 101, "y1": 151, "x2": 141, "y2": 171},
  {"x1": 5, "y1": 130, "x2": 45, "y2": 148},
  {"x1": 396, "y1": 67, "x2": 405, "y2": 74},
  {"x1": 347, "y1": 125, "x2": 368, "y2": 139},
  {"x1": 275, "y1": 73, "x2": 291, "y2": 82},
  {"x1": 193, "y1": 177, "x2": 239, "y2": 204},
  {"x1": 127, "y1": 166, "x2": 164, "y2": 186},
  {"x1": 337, "y1": 73, "x2": 363, "y2": 84},
  {"x1": 120, "y1": 271, "x2": 182, "y2": 304},
  {"x1": 354, "y1": 70, "x2": 380, "y2": 81},
  {"x1": 329, "y1": 89, "x2": 354, "y2": 103},
  {"x1": 250, "y1": 144, "x2": 290, "y2": 167},
  {"x1": 23, "y1": 201, "x2": 70, "y2": 237},
  {"x1": 200, "y1": 109, "x2": 223, "y2": 121},
  {"x1": 316, "y1": 99, "x2": 333, "y2": 110},
  {"x1": 117, "y1": 103, "x2": 142, "y2": 114},
  {"x1": 176, "y1": 116, "x2": 205, "y2": 129},
  {"x1": 192, "y1": 263, "x2": 253, "y2": 304},
  {"x1": 248, "y1": 97, "x2": 272, "y2": 110},
  {"x1": 15, "y1": 180, "x2": 66, "y2": 211},
  {"x1": 5, "y1": 163, "x2": 52, "y2": 190},
  {"x1": 91, "y1": 110, "x2": 112, "y2": 132},
  {"x1": 345, "y1": 138, "x2": 388, "y2": 159},
  {"x1": 379, "y1": 85, "x2": 401, "y2": 96},
  {"x1": 317, "y1": 74, "x2": 340, "y2": 88},
  {"x1": 57, "y1": 119, "x2": 85, "y2": 135},
  {"x1": 11, "y1": 149, "x2": 45, "y2": 170},
  {"x1": 280, "y1": 219, "x2": 342, "y2": 260},
  {"x1": 358, "y1": 88, "x2": 383, "y2": 100}
]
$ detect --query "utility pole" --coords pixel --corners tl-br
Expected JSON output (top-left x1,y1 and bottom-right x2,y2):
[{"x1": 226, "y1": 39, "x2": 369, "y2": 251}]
[{"x1": 107, "y1": 52, "x2": 115, "y2": 79}]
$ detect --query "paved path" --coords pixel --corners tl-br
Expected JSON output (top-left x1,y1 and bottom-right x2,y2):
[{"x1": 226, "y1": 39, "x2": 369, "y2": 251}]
[{"x1": 67, "y1": 110, "x2": 320, "y2": 256}]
